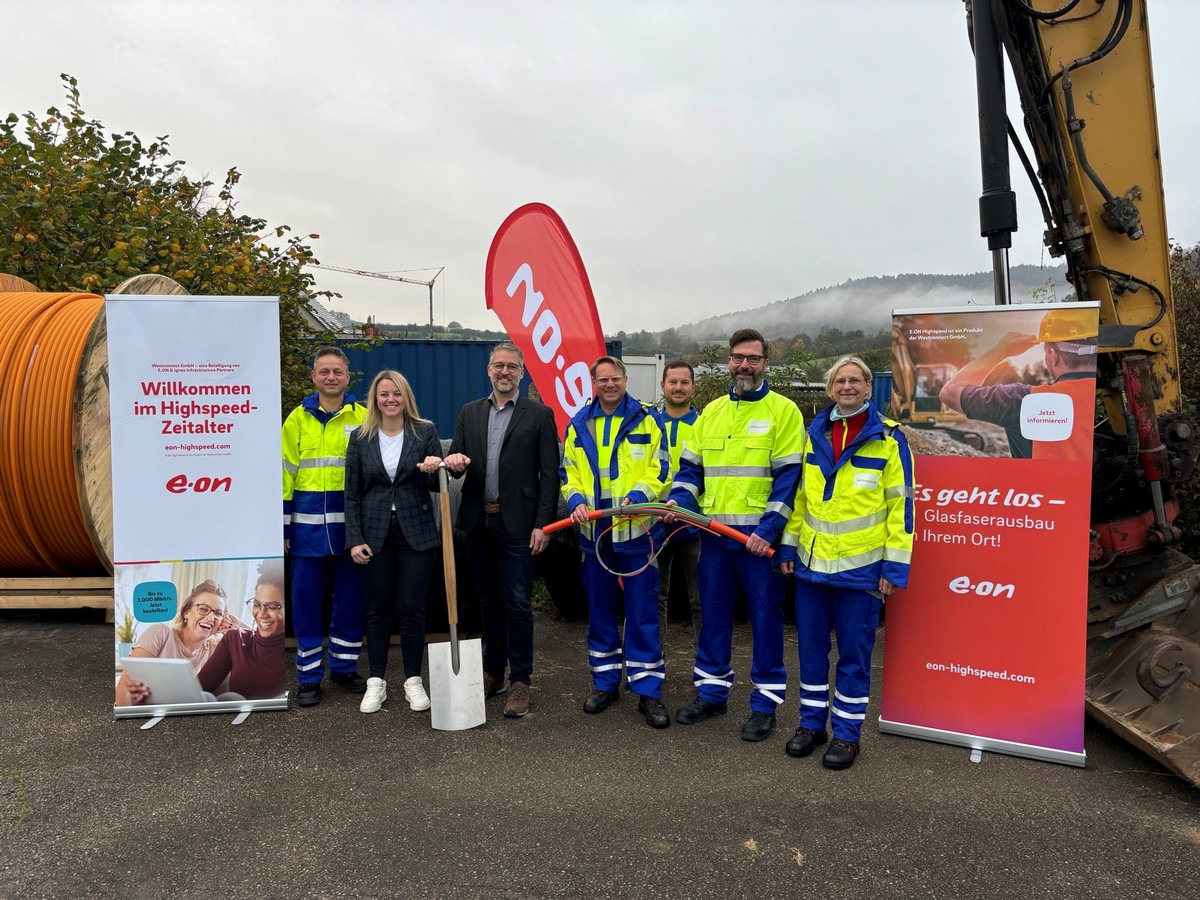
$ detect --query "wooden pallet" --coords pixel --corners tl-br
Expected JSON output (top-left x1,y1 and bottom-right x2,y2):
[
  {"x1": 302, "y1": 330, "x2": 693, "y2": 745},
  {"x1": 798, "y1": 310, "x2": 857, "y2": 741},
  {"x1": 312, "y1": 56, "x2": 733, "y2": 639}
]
[{"x1": 0, "y1": 576, "x2": 115, "y2": 620}]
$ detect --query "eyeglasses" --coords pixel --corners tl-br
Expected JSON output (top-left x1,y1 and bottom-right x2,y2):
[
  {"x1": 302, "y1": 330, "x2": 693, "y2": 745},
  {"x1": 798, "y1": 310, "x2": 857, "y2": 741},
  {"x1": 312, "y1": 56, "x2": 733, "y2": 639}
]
[
  {"x1": 730, "y1": 354, "x2": 764, "y2": 365},
  {"x1": 490, "y1": 362, "x2": 521, "y2": 372},
  {"x1": 594, "y1": 376, "x2": 626, "y2": 385},
  {"x1": 193, "y1": 603, "x2": 225, "y2": 619},
  {"x1": 833, "y1": 377, "x2": 867, "y2": 386},
  {"x1": 247, "y1": 599, "x2": 284, "y2": 613}
]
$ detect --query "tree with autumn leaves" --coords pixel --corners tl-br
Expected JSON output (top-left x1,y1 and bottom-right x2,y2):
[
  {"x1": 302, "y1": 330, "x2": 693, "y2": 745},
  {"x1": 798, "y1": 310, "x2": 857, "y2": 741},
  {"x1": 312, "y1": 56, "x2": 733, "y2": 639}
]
[{"x1": 0, "y1": 74, "x2": 336, "y2": 412}]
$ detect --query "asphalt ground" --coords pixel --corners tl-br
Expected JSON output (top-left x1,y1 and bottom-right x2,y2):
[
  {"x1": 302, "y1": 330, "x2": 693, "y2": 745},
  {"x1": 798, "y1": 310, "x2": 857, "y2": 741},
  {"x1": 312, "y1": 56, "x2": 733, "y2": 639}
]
[{"x1": 2, "y1": 608, "x2": 1198, "y2": 899}]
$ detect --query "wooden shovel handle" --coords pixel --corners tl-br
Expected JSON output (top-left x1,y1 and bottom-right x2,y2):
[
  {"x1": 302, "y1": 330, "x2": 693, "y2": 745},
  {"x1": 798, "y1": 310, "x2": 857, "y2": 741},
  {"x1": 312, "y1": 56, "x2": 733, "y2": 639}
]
[{"x1": 437, "y1": 466, "x2": 458, "y2": 626}]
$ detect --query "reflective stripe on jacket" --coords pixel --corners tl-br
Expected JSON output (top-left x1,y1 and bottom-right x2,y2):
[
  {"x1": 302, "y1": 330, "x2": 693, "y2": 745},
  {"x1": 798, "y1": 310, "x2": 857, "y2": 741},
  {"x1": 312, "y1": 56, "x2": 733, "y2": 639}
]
[
  {"x1": 781, "y1": 403, "x2": 915, "y2": 589},
  {"x1": 560, "y1": 392, "x2": 669, "y2": 554},
  {"x1": 663, "y1": 408, "x2": 701, "y2": 540},
  {"x1": 282, "y1": 393, "x2": 367, "y2": 556},
  {"x1": 668, "y1": 381, "x2": 804, "y2": 545}
]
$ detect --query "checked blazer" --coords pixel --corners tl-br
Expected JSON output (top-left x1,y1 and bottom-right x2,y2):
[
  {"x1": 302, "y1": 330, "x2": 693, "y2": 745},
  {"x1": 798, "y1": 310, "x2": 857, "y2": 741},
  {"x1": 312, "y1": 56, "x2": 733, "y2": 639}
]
[
  {"x1": 344, "y1": 420, "x2": 443, "y2": 553},
  {"x1": 449, "y1": 394, "x2": 559, "y2": 540}
]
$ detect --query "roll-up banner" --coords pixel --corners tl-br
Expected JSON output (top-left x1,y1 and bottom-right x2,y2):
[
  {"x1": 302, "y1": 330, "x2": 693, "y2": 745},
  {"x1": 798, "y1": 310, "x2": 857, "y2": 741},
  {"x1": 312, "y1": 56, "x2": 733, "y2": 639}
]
[
  {"x1": 485, "y1": 203, "x2": 608, "y2": 437},
  {"x1": 107, "y1": 295, "x2": 286, "y2": 720},
  {"x1": 880, "y1": 301, "x2": 1099, "y2": 768}
]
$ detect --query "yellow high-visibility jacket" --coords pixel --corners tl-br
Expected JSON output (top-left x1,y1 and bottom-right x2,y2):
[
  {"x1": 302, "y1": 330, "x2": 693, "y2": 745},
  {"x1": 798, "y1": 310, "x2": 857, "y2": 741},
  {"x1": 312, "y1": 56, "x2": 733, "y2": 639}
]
[
  {"x1": 560, "y1": 392, "x2": 669, "y2": 554},
  {"x1": 668, "y1": 381, "x2": 804, "y2": 546},
  {"x1": 282, "y1": 393, "x2": 367, "y2": 557},
  {"x1": 781, "y1": 404, "x2": 914, "y2": 589}
]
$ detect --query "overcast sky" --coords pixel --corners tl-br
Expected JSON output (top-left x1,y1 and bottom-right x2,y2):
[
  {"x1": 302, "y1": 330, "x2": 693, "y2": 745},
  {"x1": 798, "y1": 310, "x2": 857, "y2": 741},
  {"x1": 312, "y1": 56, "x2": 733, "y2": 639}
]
[{"x1": 5, "y1": 1, "x2": 1199, "y2": 333}]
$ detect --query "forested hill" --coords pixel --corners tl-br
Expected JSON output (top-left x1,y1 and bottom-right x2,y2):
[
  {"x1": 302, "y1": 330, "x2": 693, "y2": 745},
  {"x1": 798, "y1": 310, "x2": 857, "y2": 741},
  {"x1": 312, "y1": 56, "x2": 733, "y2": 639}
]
[{"x1": 677, "y1": 264, "x2": 1069, "y2": 341}]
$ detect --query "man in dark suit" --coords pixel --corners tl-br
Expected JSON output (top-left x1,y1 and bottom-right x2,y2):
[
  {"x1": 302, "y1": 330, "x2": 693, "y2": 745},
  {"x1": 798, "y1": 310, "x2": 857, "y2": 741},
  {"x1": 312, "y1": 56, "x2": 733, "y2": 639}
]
[{"x1": 443, "y1": 342, "x2": 559, "y2": 719}]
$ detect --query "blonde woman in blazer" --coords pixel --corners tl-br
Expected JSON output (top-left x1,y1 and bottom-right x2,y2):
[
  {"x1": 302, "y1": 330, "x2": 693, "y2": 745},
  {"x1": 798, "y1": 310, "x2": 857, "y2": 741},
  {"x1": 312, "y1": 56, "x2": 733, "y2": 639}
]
[{"x1": 345, "y1": 369, "x2": 443, "y2": 714}]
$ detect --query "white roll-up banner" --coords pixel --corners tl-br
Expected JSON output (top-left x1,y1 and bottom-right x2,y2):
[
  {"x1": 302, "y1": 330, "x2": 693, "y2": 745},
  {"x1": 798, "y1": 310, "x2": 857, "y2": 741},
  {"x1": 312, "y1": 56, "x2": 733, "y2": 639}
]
[{"x1": 107, "y1": 295, "x2": 287, "y2": 719}]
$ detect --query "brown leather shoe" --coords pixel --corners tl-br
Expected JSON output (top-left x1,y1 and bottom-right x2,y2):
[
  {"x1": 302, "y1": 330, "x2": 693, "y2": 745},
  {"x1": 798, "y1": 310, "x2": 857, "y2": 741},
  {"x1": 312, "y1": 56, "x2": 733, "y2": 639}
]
[
  {"x1": 504, "y1": 681, "x2": 530, "y2": 718},
  {"x1": 484, "y1": 673, "x2": 508, "y2": 698}
]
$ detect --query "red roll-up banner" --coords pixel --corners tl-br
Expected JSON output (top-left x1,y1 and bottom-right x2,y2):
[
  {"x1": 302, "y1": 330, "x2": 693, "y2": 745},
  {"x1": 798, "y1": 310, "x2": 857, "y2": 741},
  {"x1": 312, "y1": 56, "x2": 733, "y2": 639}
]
[{"x1": 485, "y1": 203, "x2": 607, "y2": 436}]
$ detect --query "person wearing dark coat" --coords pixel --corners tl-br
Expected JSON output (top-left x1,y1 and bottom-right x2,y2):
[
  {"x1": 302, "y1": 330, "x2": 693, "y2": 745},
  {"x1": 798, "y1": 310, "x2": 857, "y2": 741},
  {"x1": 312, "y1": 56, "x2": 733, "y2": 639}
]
[{"x1": 345, "y1": 370, "x2": 444, "y2": 715}]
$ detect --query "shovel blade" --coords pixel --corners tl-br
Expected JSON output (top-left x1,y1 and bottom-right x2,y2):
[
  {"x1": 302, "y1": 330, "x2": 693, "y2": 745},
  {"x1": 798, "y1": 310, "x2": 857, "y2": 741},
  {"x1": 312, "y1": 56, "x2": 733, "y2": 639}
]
[{"x1": 429, "y1": 638, "x2": 485, "y2": 731}]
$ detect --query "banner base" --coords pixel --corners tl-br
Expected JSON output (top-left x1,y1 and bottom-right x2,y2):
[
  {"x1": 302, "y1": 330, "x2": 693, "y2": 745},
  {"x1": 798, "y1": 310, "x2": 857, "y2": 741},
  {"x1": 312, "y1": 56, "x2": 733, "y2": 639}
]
[
  {"x1": 878, "y1": 717, "x2": 1086, "y2": 769},
  {"x1": 114, "y1": 696, "x2": 288, "y2": 721}
]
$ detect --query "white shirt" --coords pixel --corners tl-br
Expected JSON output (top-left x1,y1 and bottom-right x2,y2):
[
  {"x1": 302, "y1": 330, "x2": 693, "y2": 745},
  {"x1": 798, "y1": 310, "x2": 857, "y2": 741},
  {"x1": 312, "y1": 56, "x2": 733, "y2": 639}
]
[{"x1": 379, "y1": 430, "x2": 405, "y2": 511}]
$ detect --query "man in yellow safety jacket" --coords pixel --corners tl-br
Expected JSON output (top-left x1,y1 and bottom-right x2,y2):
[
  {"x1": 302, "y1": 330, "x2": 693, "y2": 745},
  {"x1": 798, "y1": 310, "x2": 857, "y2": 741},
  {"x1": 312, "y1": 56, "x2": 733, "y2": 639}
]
[
  {"x1": 666, "y1": 328, "x2": 805, "y2": 744},
  {"x1": 561, "y1": 355, "x2": 672, "y2": 730},
  {"x1": 282, "y1": 345, "x2": 368, "y2": 707}
]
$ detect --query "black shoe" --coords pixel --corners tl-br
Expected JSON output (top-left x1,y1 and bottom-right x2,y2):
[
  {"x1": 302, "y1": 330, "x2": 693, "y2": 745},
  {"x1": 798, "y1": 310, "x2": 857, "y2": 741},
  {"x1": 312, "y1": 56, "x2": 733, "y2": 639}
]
[
  {"x1": 675, "y1": 696, "x2": 728, "y2": 725},
  {"x1": 741, "y1": 711, "x2": 776, "y2": 742},
  {"x1": 297, "y1": 683, "x2": 322, "y2": 707},
  {"x1": 822, "y1": 739, "x2": 860, "y2": 770},
  {"x1": 331, "y1": 672, "x2": 367, "y2": 694},
  {"x1": 638, "y1": 696, "x2": 671, "y2": 729},
  {"x1": 785, "y1": 727, "x2": 829, "y2": 758},
  {"x1": 583, "y1": 689, "x2": 620, "y2": 714}
]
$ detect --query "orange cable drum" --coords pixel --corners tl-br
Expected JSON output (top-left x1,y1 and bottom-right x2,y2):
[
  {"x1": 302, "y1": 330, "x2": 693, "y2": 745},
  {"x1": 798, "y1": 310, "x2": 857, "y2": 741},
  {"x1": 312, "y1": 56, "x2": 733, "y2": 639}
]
[{"x1": 0, "y1": 292, "x2": 105, "y2": 575}]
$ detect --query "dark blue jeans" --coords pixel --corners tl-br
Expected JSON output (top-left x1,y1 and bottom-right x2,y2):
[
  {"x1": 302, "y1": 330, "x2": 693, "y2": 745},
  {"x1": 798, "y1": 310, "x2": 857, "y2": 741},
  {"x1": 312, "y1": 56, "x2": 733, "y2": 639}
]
[{"x1": 467, "y1": 513, "x2": 535, "y2": 685}]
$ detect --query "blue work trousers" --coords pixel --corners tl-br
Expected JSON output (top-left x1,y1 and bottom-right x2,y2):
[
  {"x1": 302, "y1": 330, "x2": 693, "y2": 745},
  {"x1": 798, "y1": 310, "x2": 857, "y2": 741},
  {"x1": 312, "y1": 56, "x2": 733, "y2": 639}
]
[
  {"x1": 467, "y1": 512, "x2": 535, "y2": 686},
  {"x1": 694, "y1": 536, "x2": 786, "y2": 714},
  {"x1": 291, "y1": 553, "x2": 365, "y2": 685},
  {"x1": 583, "y1": 547, "x2": 664, "y2": 698},
  {"x1": 794, "y1": 581, "x2": 881, "y2": 742}
]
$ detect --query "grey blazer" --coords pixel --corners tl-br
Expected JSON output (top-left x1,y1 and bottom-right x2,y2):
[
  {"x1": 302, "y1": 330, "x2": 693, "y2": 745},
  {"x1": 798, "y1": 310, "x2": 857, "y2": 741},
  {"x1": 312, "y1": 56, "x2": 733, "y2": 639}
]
[{"x1": 344, "y1": 420, "x2": 442, "y2": 553}]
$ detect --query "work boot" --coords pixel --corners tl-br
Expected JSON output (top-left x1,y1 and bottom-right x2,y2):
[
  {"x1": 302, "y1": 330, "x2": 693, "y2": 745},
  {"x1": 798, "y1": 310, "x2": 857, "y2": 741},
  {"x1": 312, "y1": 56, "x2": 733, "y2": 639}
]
[
  {"x1": 297, "y1": 683, "x2": 322, "y2": 707},
  {"x1": 583, "y1": 689, "x2": 619, "y2": 714},
  {"x1": 740, "y1": 711, "x2": 776, "y2": 742},
  {"x1": 504, "y1": 681, "x2": 530, "y2": 718},
  {"x1": 638, "y1": 696, "x2": 670, "y2": 729},
  {"x1": 822, "y1": 739, "x2": 860, "y2": 770},
  {"x1": 675, "y1": 695, "x2": 727, "y2": 725},
  {"x1": 785, "y1": 727, "x2": 828, "y2": 758},
  {"x1": 332, "y1": 672, "x2": 367, "y2": 694}
]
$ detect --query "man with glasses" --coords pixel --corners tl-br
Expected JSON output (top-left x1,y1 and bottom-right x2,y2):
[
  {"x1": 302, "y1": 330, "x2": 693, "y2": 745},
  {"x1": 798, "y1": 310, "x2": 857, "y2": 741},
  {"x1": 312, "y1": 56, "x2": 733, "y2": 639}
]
[
  {"x1": 560, "y1": 355, "x2": 672, "y2": 729},
  {"x1": 282, "y1": 345, "x2": 368, "y2": 707},
  {"x1": 666, "y1": 328, "x2": 804, "y2": 743},
  {"x1": 443, "y1": 342, "x2": 559, "y2": 719}
]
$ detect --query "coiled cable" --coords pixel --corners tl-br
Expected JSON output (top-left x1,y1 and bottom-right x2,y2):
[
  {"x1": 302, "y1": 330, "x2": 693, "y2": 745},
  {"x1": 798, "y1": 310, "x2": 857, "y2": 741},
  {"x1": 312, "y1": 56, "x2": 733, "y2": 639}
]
[{"x1": 0, "y1": 291, "x2": 105, "y2": 574}]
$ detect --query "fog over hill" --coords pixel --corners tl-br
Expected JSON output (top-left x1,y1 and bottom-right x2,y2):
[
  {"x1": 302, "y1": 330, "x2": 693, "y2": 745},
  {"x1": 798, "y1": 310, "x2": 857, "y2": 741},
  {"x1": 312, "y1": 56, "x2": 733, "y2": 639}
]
[{"x1": 678, "y1": 264, "x2": 1070, "y2": 340}]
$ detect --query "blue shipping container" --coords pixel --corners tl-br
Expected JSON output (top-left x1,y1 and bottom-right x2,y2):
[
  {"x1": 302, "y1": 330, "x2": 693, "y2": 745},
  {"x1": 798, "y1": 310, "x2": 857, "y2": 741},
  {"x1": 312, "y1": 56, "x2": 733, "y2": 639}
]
[{"x1": 340, "y1": 339, "x2": 620, "y2": 437}]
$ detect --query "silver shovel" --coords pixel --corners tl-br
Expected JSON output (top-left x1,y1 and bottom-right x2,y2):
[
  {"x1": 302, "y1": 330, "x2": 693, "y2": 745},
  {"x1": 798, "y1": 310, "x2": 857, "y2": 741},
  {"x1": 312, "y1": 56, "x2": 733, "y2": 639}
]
[{"x1": 429, "y1": 464, "x2": 486, "y2": 730}]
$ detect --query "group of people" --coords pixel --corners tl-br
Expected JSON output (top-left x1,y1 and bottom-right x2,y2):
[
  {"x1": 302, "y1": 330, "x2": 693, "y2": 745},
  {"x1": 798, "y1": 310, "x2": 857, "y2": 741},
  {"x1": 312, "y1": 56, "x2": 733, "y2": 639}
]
[{"x1": 282, "y1": 331, "x2": 914, "y2": 771}]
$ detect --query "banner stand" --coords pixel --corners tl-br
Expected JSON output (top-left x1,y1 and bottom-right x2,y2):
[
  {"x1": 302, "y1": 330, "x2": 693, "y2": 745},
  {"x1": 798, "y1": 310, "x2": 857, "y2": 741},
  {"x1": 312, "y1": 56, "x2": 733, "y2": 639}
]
[
  {"x1": 879, "y1": 717, "x2": 1086, "y2": 768},
  {"x1": 115, "y1": 695, "x2": 288, "y2": 728}
]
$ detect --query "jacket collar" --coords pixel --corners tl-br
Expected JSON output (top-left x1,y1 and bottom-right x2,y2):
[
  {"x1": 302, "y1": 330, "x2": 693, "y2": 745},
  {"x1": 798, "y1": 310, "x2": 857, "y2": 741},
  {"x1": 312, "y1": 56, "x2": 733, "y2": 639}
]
[
  {"x1": 302, "y1": 392, "x2": 359, "y2": 414},
  {"x1": 726, "y1": 379, "x2": 771, "y2": 402}
]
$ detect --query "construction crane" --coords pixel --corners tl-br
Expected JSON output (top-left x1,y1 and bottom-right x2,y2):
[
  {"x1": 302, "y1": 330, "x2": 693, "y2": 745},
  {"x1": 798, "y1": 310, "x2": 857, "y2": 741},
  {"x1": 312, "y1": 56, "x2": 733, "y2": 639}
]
[{"x1": 308, "y1": 263, "x2": 445, "y2": 335}]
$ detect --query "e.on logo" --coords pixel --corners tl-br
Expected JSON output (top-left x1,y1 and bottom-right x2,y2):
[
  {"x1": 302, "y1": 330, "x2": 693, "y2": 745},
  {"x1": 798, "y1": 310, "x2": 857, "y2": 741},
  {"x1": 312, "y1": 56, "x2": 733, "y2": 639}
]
[
  {"x1": 949, "y1": 575, "x2": 1015, "y2": 598},
  {"x1": 165, "y1": 473, "x2": 232, "y2": 494}
]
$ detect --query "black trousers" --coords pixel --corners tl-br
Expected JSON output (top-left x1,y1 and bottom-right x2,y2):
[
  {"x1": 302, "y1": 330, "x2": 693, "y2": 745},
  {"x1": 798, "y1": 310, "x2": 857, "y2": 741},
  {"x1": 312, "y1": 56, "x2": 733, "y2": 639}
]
[{"x1": 358, "y1": 516, "x2": 436, "y2": 679}]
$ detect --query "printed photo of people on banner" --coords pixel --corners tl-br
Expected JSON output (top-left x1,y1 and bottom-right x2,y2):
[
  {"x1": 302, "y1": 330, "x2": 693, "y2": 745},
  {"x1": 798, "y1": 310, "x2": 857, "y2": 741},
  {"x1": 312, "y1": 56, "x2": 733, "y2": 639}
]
[
  {"x1": 881, "y1": 302, "x2": 1099, "y2": 768},
  {"x1": 114, "y1": 558, "x2": 286, "y2": 707}
]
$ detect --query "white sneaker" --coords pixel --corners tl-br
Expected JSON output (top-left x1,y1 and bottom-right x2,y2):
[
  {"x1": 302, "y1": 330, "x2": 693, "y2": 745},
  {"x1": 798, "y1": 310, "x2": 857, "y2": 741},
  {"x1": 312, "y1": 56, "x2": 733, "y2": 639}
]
[
  {"x1": 404, "y1": 676, "x2": 430, "y2": 711},
  {"x1": 360, "y1": 677, "x2": 387, "y2": 713}
]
